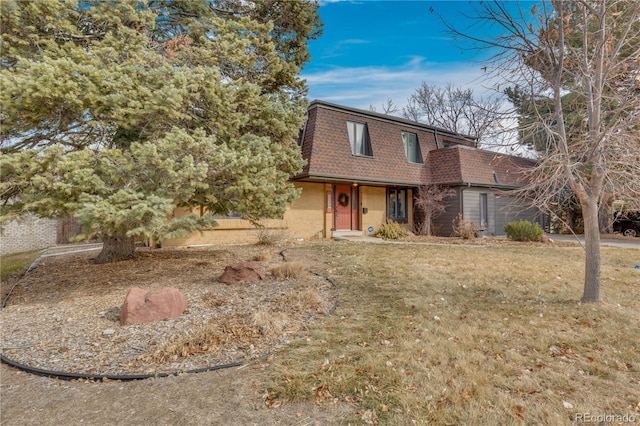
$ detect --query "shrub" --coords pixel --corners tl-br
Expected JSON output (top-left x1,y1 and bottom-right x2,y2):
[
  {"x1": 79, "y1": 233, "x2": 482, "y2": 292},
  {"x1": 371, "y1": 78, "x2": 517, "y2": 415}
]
[
  {"x1": 256, "y1": 227, "x2": 285, "y2": 245},
  {"x1": 252, "y1": 249, "x2": 272, "y2": 261},
  {"x1": 504, "y1": 220, "x2": 544, "y2": 241},
  {"x1": 452, "y1": 213, "x2": 479, "y2": 239},
  {"x1": 271, "y1": 262, "x2": 305, "y2": 280},
  {"x1": 373, "y1": 220, "x2": 408, "y2": 240}
]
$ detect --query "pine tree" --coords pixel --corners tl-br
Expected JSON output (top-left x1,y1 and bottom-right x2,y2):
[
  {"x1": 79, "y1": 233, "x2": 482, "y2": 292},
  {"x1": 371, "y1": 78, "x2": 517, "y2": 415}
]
[{"x1": 1, "y1": 0, "x2": 321, "y2": 262}]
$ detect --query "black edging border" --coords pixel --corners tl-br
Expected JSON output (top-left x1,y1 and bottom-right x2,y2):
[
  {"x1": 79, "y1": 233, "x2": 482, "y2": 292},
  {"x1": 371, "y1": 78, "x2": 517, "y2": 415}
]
[
  {"x1": 2, "y1": 246, "x2": 339, "y2": 382},
  {"x1": 0, "y1": 353, "x2": 245, "y2": 381}
]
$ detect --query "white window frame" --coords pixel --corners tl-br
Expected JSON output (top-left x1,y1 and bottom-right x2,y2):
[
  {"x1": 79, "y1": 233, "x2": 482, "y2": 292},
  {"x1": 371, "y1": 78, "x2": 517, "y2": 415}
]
[
  {"x1": 346, "y1": 121, "x2": 373, "y2": 157},
  {"x1": 402, "y1": 132, "x2": 422, "y2": 163}
]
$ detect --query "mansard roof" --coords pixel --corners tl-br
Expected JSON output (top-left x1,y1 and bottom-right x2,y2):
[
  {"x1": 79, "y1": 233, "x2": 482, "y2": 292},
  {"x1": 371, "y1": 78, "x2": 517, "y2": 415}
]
[
  {"x1": 428, "y1": 145, "x2": 536, "y2": 188},
  {"x1": 294, "y1": 100, "x2": 533, "y2": 188}
]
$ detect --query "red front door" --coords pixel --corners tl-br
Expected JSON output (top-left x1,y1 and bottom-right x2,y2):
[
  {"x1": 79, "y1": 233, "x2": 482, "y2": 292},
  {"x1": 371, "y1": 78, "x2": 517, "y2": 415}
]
[{"x1": 335, "y1": 185, "x2": 353, "y2": 230}]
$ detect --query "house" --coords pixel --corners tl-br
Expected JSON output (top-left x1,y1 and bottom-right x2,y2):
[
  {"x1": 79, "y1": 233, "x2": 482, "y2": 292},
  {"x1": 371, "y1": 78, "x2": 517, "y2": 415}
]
[
  {"x1": 163, "y1": 100, "x2": 540, "y2": 246},
  {"x1": 0, "y1": 214, "x2": 82, "y2": 256}
]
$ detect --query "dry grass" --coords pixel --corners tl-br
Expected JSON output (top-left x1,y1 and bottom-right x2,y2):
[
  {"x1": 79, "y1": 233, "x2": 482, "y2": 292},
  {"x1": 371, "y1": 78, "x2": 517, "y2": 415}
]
[
  {"x1": 264, "y1": 243, "x2": 640, "y2": 424},
  {"x1": 201, "y1": 291, "x2": 226, "y2": 308},
  {"x1": 145, "y1": 315, "x2": 263, "y2": 363},
  {"x1": 270, "y1": 262, "x2": 305, "y2": 280},
  {"x1": 256, "y1": 227, "x2": 287, "y2": 246},
  {"x1": 252, "y1": 249, "x2": 272, "y2": 262}
]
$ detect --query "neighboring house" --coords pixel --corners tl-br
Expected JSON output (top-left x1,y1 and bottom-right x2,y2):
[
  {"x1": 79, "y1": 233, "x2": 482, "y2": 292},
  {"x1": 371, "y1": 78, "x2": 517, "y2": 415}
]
[
  {"x1": 0, "y1": 215, "x2": 83, "y2": 256},
  {"x1": 164, "y1": 100, "x2": 540, "y2": 246},
  {"x1": 0, "y1": 213, "x2": 57, "y2": 256}
]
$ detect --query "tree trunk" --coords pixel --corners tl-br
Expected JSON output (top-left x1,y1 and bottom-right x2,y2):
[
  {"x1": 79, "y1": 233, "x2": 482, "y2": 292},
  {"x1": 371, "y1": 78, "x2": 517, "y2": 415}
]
[
  {"x1": 581, "y1": 199, "x2": 602, "y2": 303},
  {"x1": 598, "y1": 195, "x2": 613, "y2": 233},
  {"x1": 94, "y1": 233, "x2": 136, "y2": 264}
]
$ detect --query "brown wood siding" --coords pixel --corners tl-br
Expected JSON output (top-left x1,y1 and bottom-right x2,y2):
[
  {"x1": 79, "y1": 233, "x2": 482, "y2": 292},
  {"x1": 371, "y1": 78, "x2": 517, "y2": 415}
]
[
  {"x1": 494, "y1": 193, "x2": 543, "y2": 235},
  {"x1": 431, "y1": 189, "x2": 462, "y2": 237}
]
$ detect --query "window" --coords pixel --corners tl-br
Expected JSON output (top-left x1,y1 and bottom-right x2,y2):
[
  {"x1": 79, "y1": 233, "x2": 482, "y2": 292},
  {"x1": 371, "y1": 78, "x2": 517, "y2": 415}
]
[
  {"x1": 346, "y1": 121, "x2": 373, "y2": 156},
  {"x1": 212, "y1": 211, "x2": 242, "y2": 219},
  {"x1": 402, "y1": 132, "x2": 422, "y2": 163},
  {"x1": 388, "y1": 189, "x2": 407, "y2": 222},
  {"x1": 479, "y1": 193, "x2": 488, "y2": 228}
]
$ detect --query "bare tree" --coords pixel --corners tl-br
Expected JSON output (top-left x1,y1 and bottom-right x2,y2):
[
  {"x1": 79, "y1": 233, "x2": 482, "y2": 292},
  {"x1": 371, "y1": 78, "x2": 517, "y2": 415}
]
[
  {"x1": 402, "y1": 82, "x2": 505, "y2": 145},
  {"x1": 413, "y1": 184, "x2": 455, "y2": 236},
  {"x1": 449, "y1": 0, "x2": 640, "y2": 302},
  {"x1": 369, "y1": 99, "x2": 399, "y2": 115}
]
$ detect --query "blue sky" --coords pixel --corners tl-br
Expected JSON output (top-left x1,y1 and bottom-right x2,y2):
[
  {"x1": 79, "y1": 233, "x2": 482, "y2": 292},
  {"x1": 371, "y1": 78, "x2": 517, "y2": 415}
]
[{"x1": 302, "y1": 0, "x2": 537, "y2": 112}]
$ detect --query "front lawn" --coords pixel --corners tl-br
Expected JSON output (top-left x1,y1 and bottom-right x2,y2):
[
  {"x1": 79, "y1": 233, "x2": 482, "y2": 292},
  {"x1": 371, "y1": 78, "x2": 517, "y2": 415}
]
[
  {"x1": 265, "y1": 243, "x2": 640, "y2": 424},
  {"x1": 0, "y1": 250, "x2": 40, "y2": 280}
]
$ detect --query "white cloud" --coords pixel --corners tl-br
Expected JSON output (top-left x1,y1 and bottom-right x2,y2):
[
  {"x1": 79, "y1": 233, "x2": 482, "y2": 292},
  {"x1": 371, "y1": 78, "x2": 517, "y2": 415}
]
[{"x1": 302, "y1": 57, "x2": 499, "y2": 112}]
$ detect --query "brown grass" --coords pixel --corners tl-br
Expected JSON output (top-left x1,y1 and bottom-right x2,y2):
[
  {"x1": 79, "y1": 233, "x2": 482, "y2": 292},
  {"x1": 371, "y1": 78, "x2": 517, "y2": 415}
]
[
  {"x1": 270, "y1": 262, "x2": 305, "y2": 280},
  {"x1": 144, "y1": 315, "x2": 262, "y2": 363},
  {"x1": 201, "y1": 291, "x2": 226, "y2": 308},
  {"x1": 252, "y1": 249, "x2": 272, "y2": 262},
  {"x1": 264, "y1": 242, "x2": 640, "y2": 424}
]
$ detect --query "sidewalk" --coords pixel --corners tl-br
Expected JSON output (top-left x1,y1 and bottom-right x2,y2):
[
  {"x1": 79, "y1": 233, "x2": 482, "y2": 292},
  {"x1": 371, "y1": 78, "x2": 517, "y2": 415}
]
[{"x1": 548, "y1": 234, "x2": 640, "y2": 249}]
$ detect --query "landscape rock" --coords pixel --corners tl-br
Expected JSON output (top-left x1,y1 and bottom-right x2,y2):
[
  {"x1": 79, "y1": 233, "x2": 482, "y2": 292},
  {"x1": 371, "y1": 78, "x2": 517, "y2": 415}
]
[
  {"x1": 119, "y1": 287, "x2": 187, "y2": 326},
  {"x1": 218, "y1": 262, "x2": 265, "y2": 285}
]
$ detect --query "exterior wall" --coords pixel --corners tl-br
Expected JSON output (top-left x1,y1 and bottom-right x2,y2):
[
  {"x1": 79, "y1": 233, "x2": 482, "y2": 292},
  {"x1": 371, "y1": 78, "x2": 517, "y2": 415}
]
[
  {"x1": 462, "y1": 188, "x2": 496, "y2": 235},
  {"x1": 432, "y1": 187, "x2": 541, "y2": 237},
  {"x1": 162, "y1": 182, "x2": 429, "y2": 246},
  {"x1": 0, "y1": 214, "x2": 57, "y2": 256},
  {"x1": 431, "y1": 189, "x2": 462, "y2": 237},
  {"x1": 285, "y1": 182, "x2": 327, "y2": 239},
  {"x1": 360, "y1": 186, "x2": 387, "y2": 235},
  {"x1": 494, "y1": 193, "x2": 543, "y2": 235},
  {"x1": 162, "y1": 182, "x2": 327, "y2": 247}
]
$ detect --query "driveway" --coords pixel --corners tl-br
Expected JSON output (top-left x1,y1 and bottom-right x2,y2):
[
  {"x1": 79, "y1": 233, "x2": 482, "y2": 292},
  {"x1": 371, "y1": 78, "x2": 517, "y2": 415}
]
[{"x1": 548, "y1": 234, "x2": 640, "y2": 249}]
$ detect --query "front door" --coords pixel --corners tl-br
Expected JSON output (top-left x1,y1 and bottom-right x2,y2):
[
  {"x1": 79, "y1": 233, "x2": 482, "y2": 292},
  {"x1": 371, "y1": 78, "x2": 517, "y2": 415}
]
[{"x1": 335, "y1": 185, "x2": 354, "y2": 230}]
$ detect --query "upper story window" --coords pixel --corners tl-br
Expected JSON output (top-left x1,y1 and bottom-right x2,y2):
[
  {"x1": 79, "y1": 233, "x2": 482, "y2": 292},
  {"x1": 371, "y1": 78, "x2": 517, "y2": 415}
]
[
  {"x1": 346, "y1": 121, "x2": 373, "y2": 157},
  {"x1": 402, "y1": 132, "x2": 422, "y2": 163}
]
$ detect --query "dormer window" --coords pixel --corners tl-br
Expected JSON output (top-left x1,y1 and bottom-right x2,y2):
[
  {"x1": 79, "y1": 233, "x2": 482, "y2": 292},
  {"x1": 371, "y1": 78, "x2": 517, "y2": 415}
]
[
  {"x1": 346, "y1": 121, "x2": 373, "y2": 157},
  {"x1": 402, "y1": 132, "x2": 422, "y2": 163}
]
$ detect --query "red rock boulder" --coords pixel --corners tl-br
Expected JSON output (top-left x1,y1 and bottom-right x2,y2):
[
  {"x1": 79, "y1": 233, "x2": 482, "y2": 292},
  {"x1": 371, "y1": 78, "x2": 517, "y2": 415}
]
[
  {"x1": 119, "y1": 287, "x2": 187, "y2": 326},
  {"x1": 218, "y1": 262, "x2": 265, "y2": 285}
]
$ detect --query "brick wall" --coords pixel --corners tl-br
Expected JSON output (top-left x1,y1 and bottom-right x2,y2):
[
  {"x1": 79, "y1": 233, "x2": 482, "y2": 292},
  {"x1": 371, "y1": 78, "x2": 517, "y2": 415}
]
[
  {"x1": 162, "y1": 182, "x2": 327, "y2": 247},
  {"x1": 360, "y1": 186, "x2": 387, "y2": 235},
  {"x1": 0, "y1": 214, "x2": 57, "y2": 256},
  {"x1": 162, "y1": 181, "x2": 403, "y2": 247}
]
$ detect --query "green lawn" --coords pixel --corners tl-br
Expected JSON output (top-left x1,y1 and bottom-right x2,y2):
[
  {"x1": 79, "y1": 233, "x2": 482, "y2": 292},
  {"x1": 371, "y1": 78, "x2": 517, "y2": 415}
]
[
  {"x1": 0, "y1": 250, "x2": 41, "y2": 280},
  {"x1": 264, "y1": 242, "x2": 640, "y2": 425}
]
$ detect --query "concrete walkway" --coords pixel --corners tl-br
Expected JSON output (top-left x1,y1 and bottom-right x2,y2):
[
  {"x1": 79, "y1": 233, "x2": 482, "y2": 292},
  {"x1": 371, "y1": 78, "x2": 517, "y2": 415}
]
[
  {"x1": 547, "y1": 234, "x2": 640, "y2": 249},
  {"x1": 333, "y1": 235, "x2": 384, "y2": 243},
  {"x1": 333, "y1": 233, "x2": 640, "y2": 249}
]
